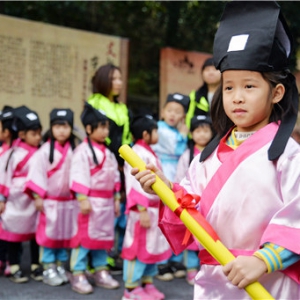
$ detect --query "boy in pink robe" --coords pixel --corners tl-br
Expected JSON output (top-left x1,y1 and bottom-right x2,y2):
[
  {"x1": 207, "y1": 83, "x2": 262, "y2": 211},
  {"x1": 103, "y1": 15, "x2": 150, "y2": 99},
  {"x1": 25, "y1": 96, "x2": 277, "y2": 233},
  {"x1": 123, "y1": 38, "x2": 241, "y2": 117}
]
[
  {"x1": 0, "y1": 106, "x2": 43, "y2": 283},
  {"x1": 69, "y1": 103, "x2": 120, "y2": 294},
  {"x1": 131, "y1": 2, "x2": 300, "y2": 299},
  {"x1": 122, "y1": 114, "x2": 171, "y2": 300},
  {"x1": 24, "y1": 108, "x2": 77, "y2": 286}
]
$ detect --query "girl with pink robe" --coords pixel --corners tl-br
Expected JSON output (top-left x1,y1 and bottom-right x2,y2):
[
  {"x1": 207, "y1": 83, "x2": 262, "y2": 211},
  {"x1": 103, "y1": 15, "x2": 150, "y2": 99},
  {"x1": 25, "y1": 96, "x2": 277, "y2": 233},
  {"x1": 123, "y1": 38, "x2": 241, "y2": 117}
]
[
  {"x1": 24, "y1": 108, "x2": 77, "y2": 286},
  {"x1": 0, "y1": 105, "x2": 15, "y2": 274},
  {"x1": 69, "y1": 103, "x2": 120, "y2": 295},
  {"x1": 131, "y1": 2, "x2": 300, "y2": 299},
  {"x1": 122, "y1": 114, "x2": 171, "y2": 300},
  {"x1": 0, "y1": 105, "x2": 43, "y2": 283}
]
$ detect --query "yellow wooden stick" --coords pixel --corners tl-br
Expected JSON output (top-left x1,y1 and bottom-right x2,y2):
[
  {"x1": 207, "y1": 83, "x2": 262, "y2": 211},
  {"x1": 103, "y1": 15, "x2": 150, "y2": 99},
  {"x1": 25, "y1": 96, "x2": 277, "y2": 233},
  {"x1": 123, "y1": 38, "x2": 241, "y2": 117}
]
[{"x1": 119, "y1": 144, "x2": 274, "y2": 300}]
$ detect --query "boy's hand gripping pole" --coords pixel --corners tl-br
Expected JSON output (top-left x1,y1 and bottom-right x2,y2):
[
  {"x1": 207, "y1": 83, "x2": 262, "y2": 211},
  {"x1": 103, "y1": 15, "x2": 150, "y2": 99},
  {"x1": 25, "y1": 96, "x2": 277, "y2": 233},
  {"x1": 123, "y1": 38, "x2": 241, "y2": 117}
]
[{"x1": 119, "y1": 144, "x2": 274, "y2": 300}]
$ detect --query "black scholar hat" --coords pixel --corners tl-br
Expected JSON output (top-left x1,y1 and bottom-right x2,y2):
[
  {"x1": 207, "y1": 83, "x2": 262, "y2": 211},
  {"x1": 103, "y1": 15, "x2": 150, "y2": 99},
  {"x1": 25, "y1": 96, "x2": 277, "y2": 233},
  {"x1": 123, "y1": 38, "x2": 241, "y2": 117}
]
[
  {"x1": 12, "y1": 105, "x2": 41, "y2": 131},
  {"x1": 80, "y1": 102, "x2": 108, "y2": 127},
  {"x1": 190, "y1": 115, "x2": 212, "y2": 132},
  {"x1": 0, "y1": 106, "x2": 14, "y2": 122},
  {"x1": 130, "y1": 113, "x2": 158, "y2": 141},
  {"x1": 205, "y1": 1, "x2": 298, "y2": 161},
  {"x1": 213, "y1": 1, "x2": 292, "y2": 73},
  {"x1": 166, "y1": 93, "x2": 190, "y2": 113},
  {"x1": 50, "y1": 108, "x2": 74, "y2": 127}
]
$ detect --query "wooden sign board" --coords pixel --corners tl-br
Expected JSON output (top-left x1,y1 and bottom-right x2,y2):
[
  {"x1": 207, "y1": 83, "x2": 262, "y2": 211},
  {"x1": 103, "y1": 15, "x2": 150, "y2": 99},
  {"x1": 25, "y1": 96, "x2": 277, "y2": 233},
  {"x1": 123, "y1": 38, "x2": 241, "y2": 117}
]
[
  {"x1": 0, "y1": 14, "x2": 129, "y2": 134},
  {"x1": 159, "y1": 47, "x2": 212, "y2": 118}
]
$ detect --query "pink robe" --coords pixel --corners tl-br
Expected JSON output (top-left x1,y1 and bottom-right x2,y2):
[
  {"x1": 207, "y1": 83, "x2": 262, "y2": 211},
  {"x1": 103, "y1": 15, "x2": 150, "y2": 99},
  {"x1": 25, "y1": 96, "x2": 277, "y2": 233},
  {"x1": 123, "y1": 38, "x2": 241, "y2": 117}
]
[
  {"x1": 0, "y1": 140, "x2": 18, "y2": 196},
  {"x1": 24, "y1": 141, "x2": 78, "y2": 248},
  {"x1": 159, "y1": 123, "x2": 300, "y2": 299},
  {"x1": 122, "y1": 140, "x2": 171, "y2": 264},
  {"x1": 0, "y1": 141, "x2": 38, "y2": 242},
  {"x1": 69, "y1": 139, "x2": 120, "y2": 250}
]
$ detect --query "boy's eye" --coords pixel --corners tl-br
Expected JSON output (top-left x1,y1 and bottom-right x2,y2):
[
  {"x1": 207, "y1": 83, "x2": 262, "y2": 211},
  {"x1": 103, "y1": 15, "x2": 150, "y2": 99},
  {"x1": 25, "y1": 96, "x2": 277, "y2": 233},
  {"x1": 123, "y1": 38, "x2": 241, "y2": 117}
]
[{"x1": 246, "y1": 85, "x2": 253, "y2": 89}]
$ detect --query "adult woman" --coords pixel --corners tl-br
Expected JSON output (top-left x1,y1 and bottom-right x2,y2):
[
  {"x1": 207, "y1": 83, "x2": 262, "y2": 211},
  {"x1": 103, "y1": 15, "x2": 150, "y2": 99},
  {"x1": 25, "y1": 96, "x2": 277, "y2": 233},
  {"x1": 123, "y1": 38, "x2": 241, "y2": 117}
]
[
  {"x1": 88, "y1": 63, "x2": 132, "y2": 165},
  {"x1": 88, "y1": 63, "x2": 132, "y2": 272}
]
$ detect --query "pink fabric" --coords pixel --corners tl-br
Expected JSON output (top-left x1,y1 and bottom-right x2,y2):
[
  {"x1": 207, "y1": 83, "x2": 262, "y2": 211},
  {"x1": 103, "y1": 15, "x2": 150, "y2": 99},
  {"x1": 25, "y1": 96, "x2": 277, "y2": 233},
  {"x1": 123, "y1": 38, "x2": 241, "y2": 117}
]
[
  {"x1": 0, "y1": 142, "x2": 38, "y2": 241},
  {"x1": 70, "y1": 213, "x2": 114, "y2": 250},
  {"x1": 0, "y1": 143, "x2": 9, "y2": 157},
  {"x1": 70, "y1": 181, "x2": 89, "y2": 195},
  {"x1": 25, "y1": 141, "x2": 78, "y2": 248},
  {"x1": 158, "y1": 122, "x2": 300, "y2": 298},
  {"x1": 88, "y1": 190, "x2": 113, "y2": 198},
  {"x1": 69, "y1": 141, "x2": 119, "y2": 249},
  {"x1": 0, "y1": 223, "x2": 35, "y2": 242},
  {"x1": 47, "y1": 141, "x2": 70, "y2": 177},
  {"x1": 200, "y1": 123, "x2": 278, "y2": 218},
  {"x1": 122, "y1": 141, "x2": 171, "y2": 263},
  {"x1": 24, "y1": 180, "x2": 47, "y2": 199},
  {"x1": 175, "y1": 146, "x2": 200, "y2": 182}
]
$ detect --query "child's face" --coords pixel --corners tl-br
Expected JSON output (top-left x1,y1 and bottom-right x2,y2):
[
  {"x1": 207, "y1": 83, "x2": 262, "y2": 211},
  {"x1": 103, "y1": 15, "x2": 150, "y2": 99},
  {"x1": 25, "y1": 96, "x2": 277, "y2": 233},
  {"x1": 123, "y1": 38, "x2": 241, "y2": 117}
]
[
  {"x1": 192, "y1": 124, "x2": 213, "y2": 148},
  {"x1": 89, "y1": 121, "x2": 109, "y2": 144},
  {"x1": 52, "y1": 123, "x2": 72, "y2": 145},
  {"x1": 222, "y1": 70, "x2": 284, "y2": 132},
  {"x1": 20, "y1": 129, "x2": 42, "y2": 147},
  {"x1": 111, "y1": 69, "x2": 123, "y2": 97},
  {"x1": 162, "y1": 102, "x2": 185, "y2": 128},
  {"x1": 202, "y1": 65, "x2": 221, "y2": 86},
  {"x1": 144, "y1": 128, "x2": 159, "y2": 145}
]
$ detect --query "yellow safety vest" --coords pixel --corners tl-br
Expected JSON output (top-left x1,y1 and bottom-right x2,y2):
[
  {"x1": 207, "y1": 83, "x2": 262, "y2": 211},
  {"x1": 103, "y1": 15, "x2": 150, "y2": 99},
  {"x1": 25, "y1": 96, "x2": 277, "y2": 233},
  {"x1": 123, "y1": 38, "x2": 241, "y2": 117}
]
[
  {"x1": 186, "y1": 90, "x2": 209, "y2": 130},
  {"x1": 87, "y1": 93, "x2": 132, "y2": 147}
]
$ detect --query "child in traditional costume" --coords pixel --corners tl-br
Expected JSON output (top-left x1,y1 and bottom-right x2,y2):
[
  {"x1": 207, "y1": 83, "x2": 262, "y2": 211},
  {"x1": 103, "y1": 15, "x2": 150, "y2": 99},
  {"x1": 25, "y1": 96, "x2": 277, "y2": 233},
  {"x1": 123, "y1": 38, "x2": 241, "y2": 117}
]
[
  {"x1": 69, "y1": 103, "x2": 120, "y2": 294},
  {"x1": 175, "y1": 115, "x2": 214, "y2": 285},
  {"x1": 131, "y1": 1, "x2": 300, "y2": 299},
  {"x1": 0, "y1": 106, "x2": 15, "y2": 275},
  {"x1": 24, "y1": 108, "x2": 77, "y2": 286},
  {"x1": 151, "y1": 93, "x2": 190, "y2": 281},
  {"x1": 122, "y1": 114, "x2": 171, "y2": 300},
  {"x1": 0, "y1": 106, "x2": 43, "y2": 283}
]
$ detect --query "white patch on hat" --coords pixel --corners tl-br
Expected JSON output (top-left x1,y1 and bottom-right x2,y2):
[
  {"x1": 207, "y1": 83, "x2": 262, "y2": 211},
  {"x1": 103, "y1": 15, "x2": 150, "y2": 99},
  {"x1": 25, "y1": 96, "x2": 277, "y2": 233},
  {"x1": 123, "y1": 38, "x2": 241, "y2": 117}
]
[
  {"x1": 145, "y1": 114, "x2": 153, "y2": 120},
  {"x1": 57, "y1": 110, "x2": 67, "y2": 116},
  {"x1": 173, "y1": 94, "x2": 184, "y2": 100},
  {"x1": 196, "y1": 115, "x2": 206, "y2": 120},
  {"x1": 227, "y1": 34, "x2": 249, "y2": 52},
  {"x1": 26, "y1": 113, "x2": 38, "y2": 121},
  {"x1": 3, "y1": 112, "x2": 12, "y2": 118},
  {"x1": 98, "y1": 109, "x2": 106, "y2": 116}
]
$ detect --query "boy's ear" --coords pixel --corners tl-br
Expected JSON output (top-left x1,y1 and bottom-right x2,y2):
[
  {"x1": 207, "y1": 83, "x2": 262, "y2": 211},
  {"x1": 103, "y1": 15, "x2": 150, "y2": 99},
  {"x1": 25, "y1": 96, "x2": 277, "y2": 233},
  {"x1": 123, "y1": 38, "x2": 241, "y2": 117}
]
[
  {"x1": 272, "y1": 83, "x2": 285, "y2": 104},
  {"x1": 142, "y1": 130, "x2": 149, "y2": 140},
  {"x1": 18, "y1": 131, "x2": 25, "y2": 140},
  {"x1": 85, "y1": 125, "x2": 92, "y2": 135}
]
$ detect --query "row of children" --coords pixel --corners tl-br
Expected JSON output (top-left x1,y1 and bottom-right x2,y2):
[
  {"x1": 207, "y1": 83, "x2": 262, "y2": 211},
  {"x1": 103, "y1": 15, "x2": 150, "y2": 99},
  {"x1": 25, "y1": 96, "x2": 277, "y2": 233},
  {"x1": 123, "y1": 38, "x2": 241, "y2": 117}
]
[
  {"x1": 0, "y1": 103, "x2": 121, "y2": 295},
  {"x1": 0, "y1": 92, "x2": 213, "y2": 299}
]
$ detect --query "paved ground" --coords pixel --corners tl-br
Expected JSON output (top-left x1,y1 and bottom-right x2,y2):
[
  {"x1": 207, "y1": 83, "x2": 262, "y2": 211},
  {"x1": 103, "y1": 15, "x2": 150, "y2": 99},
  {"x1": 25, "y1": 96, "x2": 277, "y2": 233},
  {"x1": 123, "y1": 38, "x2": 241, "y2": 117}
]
[{"x1": 0, "y1": 242, "x2": 194, "y2": 300}]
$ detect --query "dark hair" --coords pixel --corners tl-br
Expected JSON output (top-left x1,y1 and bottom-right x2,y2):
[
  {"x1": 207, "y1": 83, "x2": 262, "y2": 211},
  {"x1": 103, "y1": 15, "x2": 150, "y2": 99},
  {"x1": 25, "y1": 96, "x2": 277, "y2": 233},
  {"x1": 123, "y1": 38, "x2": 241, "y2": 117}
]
[
  {"x1": 1, "y1": 119, "x2": 18, "y2": 146},
  {"x1": 201, "y1": 57, "x2": 214, "y2": 72},
  {"x1": 85, "y1": 120, "x2": 108, "y2": 165},
  {"x1": 188, "y1": 122, "x2": 215, "y2": 164},
  {"x1": 91, "y1": 63, "x2": 121, "y2": 99},
  {"x1": 42, "y1": 120, "x2": 76, "y2": 163},
  {"x1": 210, "y1": 70, "x2": 295, "y2": 137},
  {"x1": 24, "y1": 124, "x2": 42, "y2": 133}
]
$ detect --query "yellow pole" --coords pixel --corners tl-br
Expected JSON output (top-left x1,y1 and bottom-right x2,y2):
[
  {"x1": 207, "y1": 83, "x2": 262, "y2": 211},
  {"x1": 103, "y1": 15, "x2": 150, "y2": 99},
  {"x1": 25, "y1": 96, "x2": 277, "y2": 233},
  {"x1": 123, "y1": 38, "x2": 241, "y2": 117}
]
[{"x1": 119, "y1": 144, "x2": 274, "y2": 300}]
